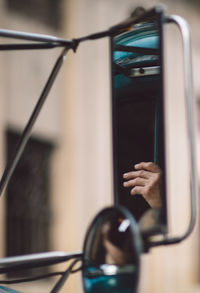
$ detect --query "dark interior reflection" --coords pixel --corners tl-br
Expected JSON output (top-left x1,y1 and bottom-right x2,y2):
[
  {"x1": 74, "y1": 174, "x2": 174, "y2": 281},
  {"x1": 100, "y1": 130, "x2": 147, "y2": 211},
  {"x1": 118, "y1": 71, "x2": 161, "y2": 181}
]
[
  {"x1": 83, "y1": 209, "x2": 140, "y2": 293},
  {"x1": 111, "y1": 14, "x2": 166, "y2": 229}
]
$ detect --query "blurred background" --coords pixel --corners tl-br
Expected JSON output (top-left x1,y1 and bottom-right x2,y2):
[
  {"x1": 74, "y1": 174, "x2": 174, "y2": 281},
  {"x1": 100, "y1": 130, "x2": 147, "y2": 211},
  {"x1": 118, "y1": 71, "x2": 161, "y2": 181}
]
[{"x1": 0, "y1": 0, "x2": 199, "y2": 292}]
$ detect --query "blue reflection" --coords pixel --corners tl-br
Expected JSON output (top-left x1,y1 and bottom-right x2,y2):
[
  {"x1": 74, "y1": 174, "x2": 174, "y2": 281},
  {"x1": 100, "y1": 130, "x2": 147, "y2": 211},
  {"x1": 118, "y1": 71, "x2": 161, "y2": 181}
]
[
  {"x1": 84, "y1": 273, "x2": 135, "y2": 293},
  {"x1": 0, "y1": 286, "x2": 21, "y2": 293},
  {"x1": 84, "y1": 265, "x2": 137, "y2": 293}
]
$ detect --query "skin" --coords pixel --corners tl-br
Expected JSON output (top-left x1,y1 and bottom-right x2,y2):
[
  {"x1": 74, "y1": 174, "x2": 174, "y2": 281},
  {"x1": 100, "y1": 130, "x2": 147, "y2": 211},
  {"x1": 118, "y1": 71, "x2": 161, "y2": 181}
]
[
  {"x1": 101, "y1": 222, "x2": 132, "y2": 266},
  {"x1": 123, "y1": 162, "x2": 162, "y2": 208},
  {"x1": 103, "y1": 238, "x2": 132, "y2": 266}
]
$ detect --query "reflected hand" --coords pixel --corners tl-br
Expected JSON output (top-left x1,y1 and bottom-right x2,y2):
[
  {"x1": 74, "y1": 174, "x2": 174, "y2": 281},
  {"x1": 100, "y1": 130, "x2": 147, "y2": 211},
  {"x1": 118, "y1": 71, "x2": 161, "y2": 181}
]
[
  {"x1": 103, "y1": 238, "x2": 131, "y2": 266},
  {"x1": 123, "y1": 162, "x2": 162, "y2": 208}
]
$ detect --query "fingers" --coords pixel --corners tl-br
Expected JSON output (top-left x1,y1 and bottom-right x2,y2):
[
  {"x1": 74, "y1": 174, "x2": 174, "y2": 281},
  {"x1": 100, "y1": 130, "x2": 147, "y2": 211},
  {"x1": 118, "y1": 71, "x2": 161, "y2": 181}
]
[
  {"x1": 123, "y1": 162, "x2": 161, "y2": 181},
  {"x1": 123, "y1": 177, "x2": 146, "y2": 188},
  {"x1": 129, "y1": 186, "x2": 144, "y2": 196},
  {"x1": 123, "y1": 169, "x2": 150, "y2": 180},
  {"x1": 122, "y1": 161, "x2": 162, "y2": 208},
  {"x1": 123, "y1": 177, "x2": 147, "y2": 198},
  {"x1": 134, "y1": 161, "x2": 161, "y2": 173}
]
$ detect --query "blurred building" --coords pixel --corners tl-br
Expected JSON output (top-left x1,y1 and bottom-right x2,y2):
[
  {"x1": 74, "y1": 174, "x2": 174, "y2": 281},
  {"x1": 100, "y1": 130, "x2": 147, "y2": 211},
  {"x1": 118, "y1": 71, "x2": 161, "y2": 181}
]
[{"x1": 0, "y1": 0, "x2": 199, "y2": 292}]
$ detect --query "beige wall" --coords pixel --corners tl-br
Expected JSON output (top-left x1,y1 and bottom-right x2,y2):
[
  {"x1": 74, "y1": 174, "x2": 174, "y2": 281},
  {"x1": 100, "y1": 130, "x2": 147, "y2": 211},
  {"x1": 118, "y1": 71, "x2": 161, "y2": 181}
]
[
  {"x1": 0, "y1": 0, "x2": 65, "y2": 256},
  {"x1": 0, "y1": 0, "x2": 199, "y2": 293},
  {"x1": 1, "y1": 1, "x2": 65, "y2": 142}
]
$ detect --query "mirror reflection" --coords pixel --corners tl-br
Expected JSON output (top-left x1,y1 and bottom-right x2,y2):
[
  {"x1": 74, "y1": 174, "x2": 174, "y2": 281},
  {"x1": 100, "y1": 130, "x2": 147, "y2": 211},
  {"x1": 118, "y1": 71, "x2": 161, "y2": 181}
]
[
  {"x1": 111, "y1": 9, "x2": 167, "y2": 231},
  {"x1": 82, "y1": 207, "x2": 141, "y2": 293}
]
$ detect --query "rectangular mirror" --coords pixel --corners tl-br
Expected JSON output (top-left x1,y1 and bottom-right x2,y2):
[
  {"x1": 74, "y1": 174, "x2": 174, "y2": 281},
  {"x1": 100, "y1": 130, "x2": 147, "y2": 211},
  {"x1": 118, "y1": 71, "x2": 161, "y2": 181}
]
[{"x1": 110, "y1": 7, "x2": 167, "y2": 235}]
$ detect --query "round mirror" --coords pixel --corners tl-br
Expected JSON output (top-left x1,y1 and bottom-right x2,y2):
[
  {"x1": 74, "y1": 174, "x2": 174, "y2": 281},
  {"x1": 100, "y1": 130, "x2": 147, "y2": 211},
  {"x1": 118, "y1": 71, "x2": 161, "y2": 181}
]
[{"x1": 82, "y1": 206, "x2": 142, "y2": 293}]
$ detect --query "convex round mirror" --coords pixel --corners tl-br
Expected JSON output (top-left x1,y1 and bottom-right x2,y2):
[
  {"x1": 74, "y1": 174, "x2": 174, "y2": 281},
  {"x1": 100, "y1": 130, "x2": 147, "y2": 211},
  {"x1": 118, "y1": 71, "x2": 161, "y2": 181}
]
[{"x1": 82, "y1": 206, "x2": 142, "y2": 293}]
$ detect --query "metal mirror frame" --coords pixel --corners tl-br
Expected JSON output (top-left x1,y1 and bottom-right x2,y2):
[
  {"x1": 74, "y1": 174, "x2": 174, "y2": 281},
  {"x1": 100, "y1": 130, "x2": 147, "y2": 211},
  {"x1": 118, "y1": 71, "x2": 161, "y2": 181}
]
[
  {"x1": 82, "y1": 206, "x2": 143, "y2": 293},
  {"x1": 110, "y1": 6, "x2": 168, "y2": 235}
]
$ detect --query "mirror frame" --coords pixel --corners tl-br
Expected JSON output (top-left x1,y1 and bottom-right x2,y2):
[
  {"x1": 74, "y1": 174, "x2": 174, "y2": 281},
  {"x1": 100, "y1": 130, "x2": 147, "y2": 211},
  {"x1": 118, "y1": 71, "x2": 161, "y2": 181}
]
[
  {"x1": 110, "y1": 6, "x2": 168, "y2": 235},
  {"x1": 82, "y1": 206, "x2": 143, "y2": 293}
]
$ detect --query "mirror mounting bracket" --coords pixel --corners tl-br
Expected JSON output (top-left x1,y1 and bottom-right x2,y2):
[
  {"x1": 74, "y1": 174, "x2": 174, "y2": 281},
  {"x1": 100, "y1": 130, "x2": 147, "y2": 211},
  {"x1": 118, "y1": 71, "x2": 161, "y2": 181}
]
[
  {"x1": 146, "y1": 15, "x2": 198, "y2": 249},
  {"x1": 0, "y1": 8, "x2": 197, "y2": 251}
]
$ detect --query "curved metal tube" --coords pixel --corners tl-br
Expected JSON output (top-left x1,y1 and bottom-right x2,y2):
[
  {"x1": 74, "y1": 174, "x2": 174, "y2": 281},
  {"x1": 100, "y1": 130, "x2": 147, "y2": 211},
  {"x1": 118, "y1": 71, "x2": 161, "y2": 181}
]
[{"x1": 150, "y1": 15, "x2": 198, "y2": 247}]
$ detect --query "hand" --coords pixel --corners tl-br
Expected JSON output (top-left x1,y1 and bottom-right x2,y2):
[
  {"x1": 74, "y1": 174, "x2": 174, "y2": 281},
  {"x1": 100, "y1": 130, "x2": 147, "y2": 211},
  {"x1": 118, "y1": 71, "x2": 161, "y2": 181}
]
[{"x1": 123, "y1": 162, "x2": 162, "y2": 208}]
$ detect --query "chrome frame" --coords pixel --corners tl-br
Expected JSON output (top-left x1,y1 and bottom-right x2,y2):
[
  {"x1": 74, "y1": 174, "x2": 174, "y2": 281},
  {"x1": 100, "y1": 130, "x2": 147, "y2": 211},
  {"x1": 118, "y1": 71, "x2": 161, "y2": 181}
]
[{"x1": 149, "y1": 15, "x2": 197, "y2": 247}]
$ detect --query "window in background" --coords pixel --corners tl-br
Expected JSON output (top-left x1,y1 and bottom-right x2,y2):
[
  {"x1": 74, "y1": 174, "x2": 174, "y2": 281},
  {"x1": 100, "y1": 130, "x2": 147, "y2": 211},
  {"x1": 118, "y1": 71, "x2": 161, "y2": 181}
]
[
  {"x1": 6, "y1": 0, "x2": 63, "y2": 30},
  {"x1": 5, "y1": 130, "x2": 54, "y2": 275}
]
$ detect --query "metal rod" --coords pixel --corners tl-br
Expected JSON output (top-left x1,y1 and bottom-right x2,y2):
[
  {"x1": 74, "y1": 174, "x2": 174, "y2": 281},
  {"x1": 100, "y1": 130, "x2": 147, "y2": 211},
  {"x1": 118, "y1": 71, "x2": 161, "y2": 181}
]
[
  {"x1": 149, "y1": 15, "x2": 197, "y2": 247},
  {"x1": 0, "y1": 28, "x2": 73, "y2": 47},
  {"x1": 50, "y1": 259, "x2": 82, "y2": 293},
  {"x1": 0, "y1": 252, "x2": 83, "y2": 274},
  {"x1": 0, "y1": 43, "x2": 65, "y2": 50},
  {"x1": 0, "y1": 47, "x2": 68, "y2": 196}
]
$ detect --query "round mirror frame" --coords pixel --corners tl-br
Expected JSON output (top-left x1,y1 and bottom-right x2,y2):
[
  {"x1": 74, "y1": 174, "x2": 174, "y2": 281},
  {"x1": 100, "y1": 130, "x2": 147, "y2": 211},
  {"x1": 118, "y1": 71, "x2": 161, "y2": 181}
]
[{"x1": 82, "y1": 206, "x2": 143, "y2": 293}]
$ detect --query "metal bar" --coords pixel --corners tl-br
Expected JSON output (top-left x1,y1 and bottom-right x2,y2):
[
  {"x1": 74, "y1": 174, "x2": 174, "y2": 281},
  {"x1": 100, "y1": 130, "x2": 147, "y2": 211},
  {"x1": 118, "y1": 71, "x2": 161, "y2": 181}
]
[
  {"x1": 50, "y1": 259, "x2": 81, "y2": 293},
  {"x1": 114, "y1": 44, "x2": 159, "y2": 55},
  {"x1": 130, "y1": 66, "x2": 160, "y2": 77},
  {"x1": 149, "y1": 15, "x2": 197, "y2": 247},
  {"x1": 0, "y1": 28, "x2": 73, "y2": 47},
  {"x1": 0, "y1": 252, "x2": 83, "y2": 274},
  {"x1": 0, "y1": 48, "x2": 68, "y2": 196},
  {"x1": 0, "y1": 43, "x2": 64, "y2": 50}
]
